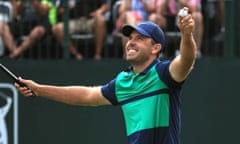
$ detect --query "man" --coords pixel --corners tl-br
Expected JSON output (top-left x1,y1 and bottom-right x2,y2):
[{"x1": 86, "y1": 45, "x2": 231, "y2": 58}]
[
  {"x1": 15, "y1": 7, "x2": 196, "y2": 144},
  {"x1": 0, "y1": 0, "x2": 18, "y2": 57},
  {"x1": 113, "y1": 0, "x2": 156, "y2": 58},
  {"x1": 113, "y1": 0, "x2": 156, "y2": 34},
  {"x1": 10, "y1": 0, "x2": 57, "y2": 58},
  {"x1": 51, "y1": 0, "x2": 109, "y2": 60}
]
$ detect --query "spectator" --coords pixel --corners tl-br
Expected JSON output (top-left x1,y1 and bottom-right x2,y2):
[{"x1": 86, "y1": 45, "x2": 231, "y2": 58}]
[
  {"x1": 148, "y1": 0, "x2": 168, "y2": 30},
  {"x1": 0, "y1": 0, "x2": 18, "y2": 57},
  {"x1": 113, "y1": 0, "x2": 156, "y2": 34},
  {"x1": 52, "y1": 0, "x2": 110, "y2": 60},
  {"x1": 150, "y1": 0, "x2": 203, "y2": 57},
  {"x1": 184, "y1": 0, "x2": 203, "y2": 57},
  {"x1": 10, "y1": 0, "x2": 58, "y2": 58},
  {"x1": 213, "y1": 0, "x2": 224, "y2": 42}
]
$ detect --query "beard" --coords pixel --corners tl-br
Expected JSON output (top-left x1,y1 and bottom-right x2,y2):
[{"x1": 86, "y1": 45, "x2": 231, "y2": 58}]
[{"x1": 126, "y1": 51, "x2": 150, "y2": 65}]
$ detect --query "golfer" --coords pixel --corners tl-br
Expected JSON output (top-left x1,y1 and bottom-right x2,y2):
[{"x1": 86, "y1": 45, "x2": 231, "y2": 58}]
[{"x1": 15, "y1": 7, "x2": 196, "y2": 144}]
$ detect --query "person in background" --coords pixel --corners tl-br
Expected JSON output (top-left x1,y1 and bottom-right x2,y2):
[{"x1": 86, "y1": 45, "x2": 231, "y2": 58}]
[
  {"x1": 52, "y1": 0, "x2": 110, "y2": 60},
  {"x1": 150, "y1": 0, "x2": 203, "y2": 58},
  {"x1": 10, "y1": 0, "x2": 57, "y2": 58},
  {"x1": 0, "y1": 0, "x2": 19, "y2": 57},
  {"x1": 113, "y1": 0, "x2": 156, "y2": 34},
  {"x1": 184, "y1": 0, "x2": 203, "y2": 57},
  {"x1": 213, "y1": 0, "x2": 224, "y2": 42},
  {"x1": 15, "y1": 7, "x2": 197, "y2": 144}
]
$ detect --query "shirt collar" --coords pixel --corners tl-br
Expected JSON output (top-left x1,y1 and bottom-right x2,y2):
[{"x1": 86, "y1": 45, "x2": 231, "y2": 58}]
[{"x1": 125, "y1": 59, "x2": 161, "y2": 75}]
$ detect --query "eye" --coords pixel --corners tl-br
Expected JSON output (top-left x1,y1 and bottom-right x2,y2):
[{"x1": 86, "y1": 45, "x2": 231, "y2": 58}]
[
  {"x1": 128, "y1": 35, "x2": 133, "y2": 40},
  {"x1": 136, "y1": 35, "x2": 144, "y2": 40}
]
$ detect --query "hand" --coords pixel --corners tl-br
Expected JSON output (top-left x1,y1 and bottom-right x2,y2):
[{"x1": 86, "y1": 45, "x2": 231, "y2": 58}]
[
  {"x1": 15, "y1": 77, "x2": 38, "y2": 97},
  {"x1": 177, "y1": 7, "x2": 195, "y2": 35},
  {"x1": 90, "y1": 8, "x2": 102, "y2": 17}
]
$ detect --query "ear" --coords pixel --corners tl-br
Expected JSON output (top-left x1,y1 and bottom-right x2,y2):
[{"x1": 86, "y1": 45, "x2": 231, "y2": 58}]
[{"x1": 152, "y1": 44, "x2": 161, "y2": 55}]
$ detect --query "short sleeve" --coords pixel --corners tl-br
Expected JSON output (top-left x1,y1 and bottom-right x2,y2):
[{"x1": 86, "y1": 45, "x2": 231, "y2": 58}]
[
  {"x1": 156, "y1": 60, "x2": 184, "y2": 89},
  {"x1": 101, "y1": 79, "x2": 119, "y2": 105}
]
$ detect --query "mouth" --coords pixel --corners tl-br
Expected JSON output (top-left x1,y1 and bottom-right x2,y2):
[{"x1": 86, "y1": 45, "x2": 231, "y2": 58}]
[
  {"x1": 128, "y1": 49, "x2": 137, "y2": 54},
  {"x1": 126, "y1": 46, "x2": 138, "y2": 56}
]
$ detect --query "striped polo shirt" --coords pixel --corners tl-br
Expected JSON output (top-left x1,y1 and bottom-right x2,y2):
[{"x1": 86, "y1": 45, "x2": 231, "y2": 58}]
[{"x1": 101, "y1": 59, "x2": 183, "y2": 144}]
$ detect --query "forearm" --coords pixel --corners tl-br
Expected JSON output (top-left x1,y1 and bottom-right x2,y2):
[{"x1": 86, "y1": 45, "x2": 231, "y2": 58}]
[
  {"x1": 16, "y1": 77, "x2": 111, "y2": 106},
  {"x1": 180, "y1": 33, "x2": 197, "y2": 62},
  {"x1": 179, "y1": 33, "x2": 196, "y2": 70},
  {"x1": 35, "y1": 85, "x2": 101, "y2": 106},
  {"x1": 99, "y1": 3, "x2": 110, "y2": 14},
  {"x1": 178, "y1": 8, "x2": 197, "y2": 66},
  {"x1": 170, "y1": 33, "x2": 196, "y2": 82}
]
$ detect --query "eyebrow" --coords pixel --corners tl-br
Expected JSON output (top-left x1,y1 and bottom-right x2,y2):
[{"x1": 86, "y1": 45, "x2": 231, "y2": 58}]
[{"x1": 129, "y1": 33, "x2": 149, "y2": 39}]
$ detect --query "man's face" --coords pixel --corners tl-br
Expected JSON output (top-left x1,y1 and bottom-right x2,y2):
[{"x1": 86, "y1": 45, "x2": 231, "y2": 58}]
[{"x1": 125, "y1": 31, "x2": 156, "y2": 64}]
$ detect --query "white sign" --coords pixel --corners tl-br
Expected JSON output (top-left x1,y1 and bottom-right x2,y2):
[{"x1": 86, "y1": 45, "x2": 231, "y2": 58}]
[{"x1": 0, "y1": 83, "x2": 18, "y2": 144}]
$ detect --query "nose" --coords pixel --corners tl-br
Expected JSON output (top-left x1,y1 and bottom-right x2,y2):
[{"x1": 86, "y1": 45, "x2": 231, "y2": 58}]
[
  {"x1": 126, "y1": 40, "x2": 136, "y2": 49},
  {"x1": 127, "y1": 37, "x2": 137, "y2": 45}
]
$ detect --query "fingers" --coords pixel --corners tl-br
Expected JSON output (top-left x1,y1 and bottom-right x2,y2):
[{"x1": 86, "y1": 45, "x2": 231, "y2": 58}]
[
  {"x1": 15, "y1": 77, "x2": 36, "y2": 97},
  {"x1": 18, "y1": 86, "x2": 34, "y2": 97},
  {"x1": 180, "y1": 15, "x2": 194, "y2": 27},
  {"x1": 178, "y1": 13, "x2": 195, "y2": 34}
]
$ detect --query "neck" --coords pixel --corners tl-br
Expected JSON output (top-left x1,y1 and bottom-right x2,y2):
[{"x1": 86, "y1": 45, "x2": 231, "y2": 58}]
[{"x1": 132, "y1": 58, "x2": 156, "y2": 73}]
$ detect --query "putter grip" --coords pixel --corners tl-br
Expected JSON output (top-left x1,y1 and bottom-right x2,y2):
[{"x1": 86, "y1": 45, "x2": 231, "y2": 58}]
[
  {"x1": 0, "y1": 64, "x2": 35, "y2": 98},
  {"x1": 16, "y1": 79, "x2": 36, "y2": 98}
]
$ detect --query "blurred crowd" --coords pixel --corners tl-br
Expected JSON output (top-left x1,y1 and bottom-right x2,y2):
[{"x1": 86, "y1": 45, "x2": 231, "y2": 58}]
[{"x1": 0, "y1": 0, "x2": 224, "y2": 60}]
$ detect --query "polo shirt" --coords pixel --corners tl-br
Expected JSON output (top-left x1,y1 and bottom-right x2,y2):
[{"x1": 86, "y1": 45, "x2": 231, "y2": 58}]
[{"x1": 101, "y1": 59, "x2": 183, "y2": 144}]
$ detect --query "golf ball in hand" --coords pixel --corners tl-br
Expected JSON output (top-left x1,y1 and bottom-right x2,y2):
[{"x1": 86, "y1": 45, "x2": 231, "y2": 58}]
[{"x1": 178, "y1": 9, "x2": 188, "y2": 17}]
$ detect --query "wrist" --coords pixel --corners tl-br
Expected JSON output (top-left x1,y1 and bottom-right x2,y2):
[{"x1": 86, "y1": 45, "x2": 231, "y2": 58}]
[{"x1": 182, "y1": 32, "x2": 193, "y2": 38}]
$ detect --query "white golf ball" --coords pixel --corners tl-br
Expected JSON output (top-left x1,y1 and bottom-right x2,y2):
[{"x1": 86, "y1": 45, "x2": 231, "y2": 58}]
[{"x1": 178, "y1": 9, "x2": 188, "y2": 17}]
